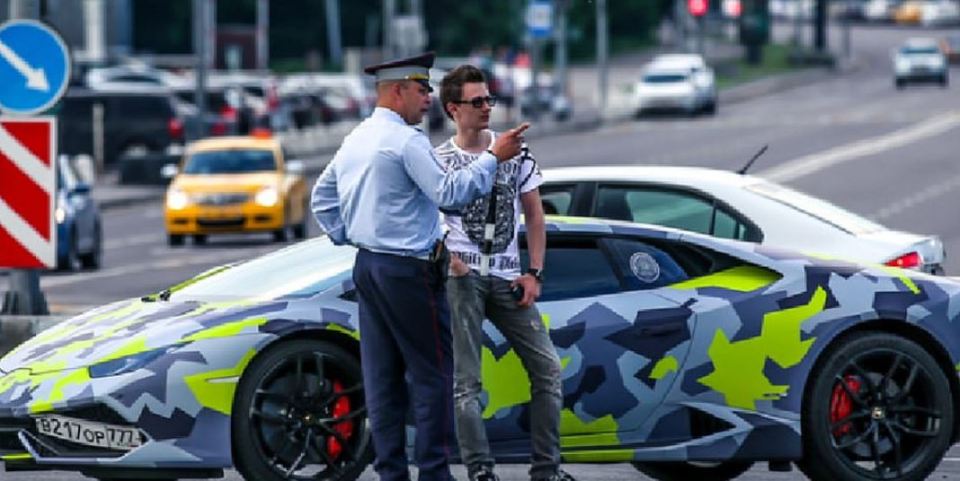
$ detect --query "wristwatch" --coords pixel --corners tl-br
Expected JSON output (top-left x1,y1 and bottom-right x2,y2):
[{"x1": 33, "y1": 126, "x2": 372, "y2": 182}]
[{"x1": 526, "y1": 268, "x2": 544, "y2": 283}]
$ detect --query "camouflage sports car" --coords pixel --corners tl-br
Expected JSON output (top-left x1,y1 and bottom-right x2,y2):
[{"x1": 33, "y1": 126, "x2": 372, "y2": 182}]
[{"x1": 1, "y1": 218, "x2": 959, "y2": 481}]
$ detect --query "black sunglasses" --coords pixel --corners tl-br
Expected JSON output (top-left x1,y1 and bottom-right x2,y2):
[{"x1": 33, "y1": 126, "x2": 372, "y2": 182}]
[{"x1": 452, "y1": 96, "x2": 497, "y2": 108}]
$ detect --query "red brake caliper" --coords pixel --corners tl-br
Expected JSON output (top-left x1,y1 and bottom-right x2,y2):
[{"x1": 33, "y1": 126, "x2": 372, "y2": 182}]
[
  {"x1": 830, "y1": 375, "x2": 862, "y2": 436},
  {"x1": 325, "y1": 380, "x2": 354, "y2": 459}
]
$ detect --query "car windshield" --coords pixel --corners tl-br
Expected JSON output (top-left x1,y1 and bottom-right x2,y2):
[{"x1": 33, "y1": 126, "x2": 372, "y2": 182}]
[
  {"x1": 183, "y1": 149, "x2": 276, "y2": 174},
  {"x1": 901, "y1": 46, "x2": 940, "y2": 55},
  {"x1": 643, "y1": 74, "x2": 688, "y2": 83},
  {"x1": 171, "y1": 236, "x2": 356, "y2": 301},
  {"x1": 746, "y1": 181, "x2": 886, "y2": 235}
]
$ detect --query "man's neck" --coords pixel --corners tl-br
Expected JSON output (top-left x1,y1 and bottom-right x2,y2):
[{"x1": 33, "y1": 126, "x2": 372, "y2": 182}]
[{"x1": 454, "y1": 127, "x2": 488, "y2": 153}]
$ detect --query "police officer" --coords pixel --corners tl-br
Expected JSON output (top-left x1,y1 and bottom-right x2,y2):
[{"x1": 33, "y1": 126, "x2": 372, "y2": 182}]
[{"x1": 311, "y1": 52, "x2": 530, "y2": 481}]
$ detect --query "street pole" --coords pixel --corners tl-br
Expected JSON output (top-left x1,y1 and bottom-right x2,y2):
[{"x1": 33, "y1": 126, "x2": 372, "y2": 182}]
[
  {"x1": 383, "y1": 0, "x2": 396, "y2": 59},
  {"x1": 325, "y1": 0, "x2": 343, "y2": 68},
  {"x1": 3, "y1": 0, "x2": 48, "y2": 316},
  {"x1": 597, "y1": 0, "x2": 609, "y2": 115},
  {"x1": 192, "y1": 0, "x2": 208, "y2": 141},
  {"x1": 83, "y1": 0, "x2": 106, "y2": 66},
  {"x1": 555, "y1": 1, "x2": 568, "y2": 112},
  {"x1": 529, "y1": 37, "x2": 541, "y2": 120},
  {"x1": 843, "y1": 5, "x2": 852, "y2": 59},
  {"x1": 256, "y1": 0, "x2": 269, "y2": 71}
]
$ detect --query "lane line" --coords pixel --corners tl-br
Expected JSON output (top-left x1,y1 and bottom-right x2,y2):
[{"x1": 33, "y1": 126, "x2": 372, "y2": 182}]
[
  {"x1": 871, "y1": 172, "x2": 960, "y2": 221},
  {"x1": 759, "y1": 110, "x2": 960, "y2": 183},
  {"x1": 103, "y1": 234, "x2": 157, "y2": 250}
]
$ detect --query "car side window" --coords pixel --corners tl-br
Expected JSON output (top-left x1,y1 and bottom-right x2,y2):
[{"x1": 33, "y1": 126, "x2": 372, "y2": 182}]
[
  {"x1": 595, "y1": 185, "x2": 758, "y2": 241},
  {"x1": 539, "y1": 184, "x2": 576, "y2": 216},
  {"x1": 520, "y1": 237, "x2": 620, "y2": 301},
  {"x1": 602, "y1": 238, "x2": 690, "y2": 291}
]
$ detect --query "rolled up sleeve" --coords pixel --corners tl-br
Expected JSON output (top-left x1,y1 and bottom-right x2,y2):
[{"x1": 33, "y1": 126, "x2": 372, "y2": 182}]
[{"x1": 402, "y1": 134, "x2": 497, "y2": 209}]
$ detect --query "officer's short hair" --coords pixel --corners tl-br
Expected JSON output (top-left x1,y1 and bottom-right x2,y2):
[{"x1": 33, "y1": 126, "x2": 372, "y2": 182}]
[{"x1": 440, "y1": 65, "x2": 487, "y2": 120}]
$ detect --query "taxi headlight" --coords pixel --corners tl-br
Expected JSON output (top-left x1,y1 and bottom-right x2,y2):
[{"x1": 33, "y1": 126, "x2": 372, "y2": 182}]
[
  {"x1": 88, "y1": 346, "x2": 180, "y2": 378},
  {"x1": 254, "y1": 187, "x2": 279, "y2": 207},
  {"x1": 167, "y1": 189, "x2": 190, "y2": 210}
]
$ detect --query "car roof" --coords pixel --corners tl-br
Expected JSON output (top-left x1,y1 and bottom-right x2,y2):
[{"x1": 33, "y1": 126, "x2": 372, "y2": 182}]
[
  {"x1": 541, "y1": 165, "x2": 761, "y2": 189},
  {"x1": 649, "y1": 54, "x2": 706, "y2": 69},
  {"x1": 187, "y1": 136, "x2": 280, "y2": 153}
]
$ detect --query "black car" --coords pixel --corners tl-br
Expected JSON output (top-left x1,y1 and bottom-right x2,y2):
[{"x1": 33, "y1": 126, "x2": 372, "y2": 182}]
[{"x1": 58, "y1": 90, "x2": 185, "y2": 167}]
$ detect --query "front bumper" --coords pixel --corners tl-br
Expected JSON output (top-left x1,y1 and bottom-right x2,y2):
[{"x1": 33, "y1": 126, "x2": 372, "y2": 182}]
[{"x1": 165, "y1": 203, "x2": 286, "y2": 234}]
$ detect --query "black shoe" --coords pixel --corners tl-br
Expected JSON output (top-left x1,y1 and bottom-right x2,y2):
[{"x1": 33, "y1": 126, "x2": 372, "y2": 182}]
[{"x1": 470, "y1": 466, "x2": 500, "y2": 481}]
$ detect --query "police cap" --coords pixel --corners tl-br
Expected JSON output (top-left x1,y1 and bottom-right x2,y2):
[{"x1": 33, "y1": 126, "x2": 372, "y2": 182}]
[{"x1": 364, "y1": 51, "x2": 435, "y2": 92}]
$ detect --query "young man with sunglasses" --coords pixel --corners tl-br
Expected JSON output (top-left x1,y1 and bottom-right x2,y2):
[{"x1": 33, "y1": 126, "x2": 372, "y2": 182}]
[{"x1": 435, "y1": 65, "x2": 573, "y2": 481}]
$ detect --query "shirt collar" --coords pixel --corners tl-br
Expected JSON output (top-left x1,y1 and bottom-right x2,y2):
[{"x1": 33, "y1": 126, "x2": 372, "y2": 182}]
[{"x1": 373, "y1": 107, "x2": 407, "y2": 125}]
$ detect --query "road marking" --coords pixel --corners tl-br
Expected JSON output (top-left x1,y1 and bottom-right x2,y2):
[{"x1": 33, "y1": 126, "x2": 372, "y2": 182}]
[
  {"x1": 40, "y1": 247, "x2": 275, "y2": 289},
  {"x1": 871, "y1": 172, "x2": 960, "y2": 221},
  {"x1": 760, "y1": 110, "x2": 960, "y2": 183},
  {"x1": 103, "y1": 234, "x2": 157, "y2": 250}
]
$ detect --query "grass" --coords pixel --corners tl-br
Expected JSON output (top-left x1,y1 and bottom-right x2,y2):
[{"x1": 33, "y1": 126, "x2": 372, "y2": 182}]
[{"x1": 716, "y1": 43, "x2": 803, "y2": 90}]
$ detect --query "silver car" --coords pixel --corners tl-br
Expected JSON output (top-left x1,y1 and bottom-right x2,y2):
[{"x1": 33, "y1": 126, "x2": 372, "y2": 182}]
[
  {"x1": 540, "y1": 165, "x2": 946, "y2": 274},
  {"x1": 894, "y1": 37, "x2": 949, "y2": 88},
  {"x1": 633, "y1": 54, "x2": 717, "y2": 116}
]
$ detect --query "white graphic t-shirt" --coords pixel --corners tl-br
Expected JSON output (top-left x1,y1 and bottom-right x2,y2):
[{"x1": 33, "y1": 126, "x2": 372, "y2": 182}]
[{"x1": 435, "y1": 131, "x2": 543, "y2": 280}]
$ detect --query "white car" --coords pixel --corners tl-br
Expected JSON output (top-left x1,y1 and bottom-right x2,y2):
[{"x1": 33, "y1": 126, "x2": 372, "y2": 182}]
[
  {"x1": 539, "y1": 166, "x2": 946, "y2": 274},
  {"x1": 893, "y1": 37, "x2": 949, "y2": 88},
  {"x1": 921, "y1": 0, "x2": 960, "y2": 25},
  {"x1": 863, "y1": 0, "x2": 901, "y2": 21},
  {"x1": 633, "y1": 54, "x2": 717, "y2": 117},
  {"x1": 85, "y1": 64, "x2": 189, "y2": 91}
]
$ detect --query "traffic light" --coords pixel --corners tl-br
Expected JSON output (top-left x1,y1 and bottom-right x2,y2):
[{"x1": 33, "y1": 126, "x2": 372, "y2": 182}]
[{"x1": 688, "y1": 0, "x2": 709, "y2": 17}]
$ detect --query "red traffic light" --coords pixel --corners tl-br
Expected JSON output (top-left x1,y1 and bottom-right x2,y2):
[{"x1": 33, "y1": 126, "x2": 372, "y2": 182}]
[{"x1": 688, "y1": 0, "x2": 709, "y2": 17}]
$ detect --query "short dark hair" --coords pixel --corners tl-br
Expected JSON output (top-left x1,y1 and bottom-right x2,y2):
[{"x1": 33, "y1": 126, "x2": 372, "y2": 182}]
[{"x1": 439, "y1": 65, "x2": 487, "y2": 119}]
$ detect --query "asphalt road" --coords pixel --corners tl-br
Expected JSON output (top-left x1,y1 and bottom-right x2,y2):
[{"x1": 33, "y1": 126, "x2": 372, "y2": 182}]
[{"x1": 6, "y1": 23, "x2": 960, "y2": 481}]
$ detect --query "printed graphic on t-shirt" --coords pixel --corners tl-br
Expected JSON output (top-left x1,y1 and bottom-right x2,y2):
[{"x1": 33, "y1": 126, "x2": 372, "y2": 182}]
[{"x1": 435, "y1": 132, "x2": 542, "y2": 279}]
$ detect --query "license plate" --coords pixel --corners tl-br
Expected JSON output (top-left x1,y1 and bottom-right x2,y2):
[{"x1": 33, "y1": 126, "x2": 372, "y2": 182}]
[{"x1": 34, "y1": 415, "x2": 142, "y2": 451}]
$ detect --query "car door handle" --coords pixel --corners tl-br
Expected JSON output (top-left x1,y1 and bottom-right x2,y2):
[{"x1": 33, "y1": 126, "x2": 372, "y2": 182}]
[{"x1": 637, "y1": 320, "x2": 686, "y2": 337}]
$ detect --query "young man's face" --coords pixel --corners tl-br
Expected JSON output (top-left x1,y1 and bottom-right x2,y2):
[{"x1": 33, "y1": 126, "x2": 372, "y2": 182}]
[
  {"x1": 399, "y1": 81, "x2": 431, "y2": 125},
  {"x1": 450, "y1": 82, "x2": 492, "y2": 131}
]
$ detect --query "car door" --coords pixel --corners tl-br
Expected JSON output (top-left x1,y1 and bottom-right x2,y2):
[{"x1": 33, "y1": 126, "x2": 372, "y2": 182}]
[
  {"x1": 592, "y1": 183, "x2": 762, "y2": 242},
  {"x1": 483, "y1": 234, "x2": 696, "y2": 449}
]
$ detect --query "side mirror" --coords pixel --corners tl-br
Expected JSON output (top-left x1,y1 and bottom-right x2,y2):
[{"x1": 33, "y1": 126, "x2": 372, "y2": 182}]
[
  {"x1": 161, "y1": 163, "x2": 179, "y2": 179},
  {"x1": 286, "y1": 160, "x2": 305, "y2": 176}
]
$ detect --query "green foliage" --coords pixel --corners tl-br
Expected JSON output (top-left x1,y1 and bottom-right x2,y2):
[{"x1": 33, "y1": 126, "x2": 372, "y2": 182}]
[{"x1": 131, "y1": 0, "x2": 192, "y2": 54}]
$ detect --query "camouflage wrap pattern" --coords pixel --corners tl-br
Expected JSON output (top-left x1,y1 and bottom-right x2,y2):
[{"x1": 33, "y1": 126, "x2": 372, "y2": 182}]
[{"x1": 1, "y1": 218, "x2": 958, "y2": 472}]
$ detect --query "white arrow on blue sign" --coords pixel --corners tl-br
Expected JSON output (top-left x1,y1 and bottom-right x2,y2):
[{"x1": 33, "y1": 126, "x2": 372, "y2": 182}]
[{"x1": 0, "y1": 20, "x2": 71, "y2": 116}]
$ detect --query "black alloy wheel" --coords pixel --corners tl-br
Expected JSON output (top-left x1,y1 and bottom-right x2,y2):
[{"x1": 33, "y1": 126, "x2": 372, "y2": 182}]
[
  {"x1": 632, "y1": 461, "x2": 753, "y2": 481},
  {"x1": 233, "y1": 340, "x2": 372, "y2": 481},
  {"x1": 799, "y1": 332, "x2": 954, "y2": 481}
]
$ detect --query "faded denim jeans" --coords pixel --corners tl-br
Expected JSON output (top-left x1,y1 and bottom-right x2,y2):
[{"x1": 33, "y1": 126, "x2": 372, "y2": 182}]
[{"x1": 447, "y1": 271, "x2": 563, "y2": 480}]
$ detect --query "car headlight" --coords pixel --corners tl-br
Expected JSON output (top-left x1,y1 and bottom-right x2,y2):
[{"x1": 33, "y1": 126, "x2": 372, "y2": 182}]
[
  {"x1": 254, "y1": 187, "x2": 279, "y2": 207},
  {"x1": 88, "y1": 346, "x2": 180, "y2": 378},
  {"x1": 166, "y1": 189, "x2": 190, "y2": 210},
  {"x1": 895, "y1": 59, "x2": 911, "y2": 72},
  {"x1": 55, "y1": 206, "x2": 66, "y2": 224}
]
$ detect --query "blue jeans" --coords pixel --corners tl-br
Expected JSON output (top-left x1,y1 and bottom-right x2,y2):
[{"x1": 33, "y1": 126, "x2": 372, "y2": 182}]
[{"x1": 447, "y1": 272, "x2": 563, "y2": 480}]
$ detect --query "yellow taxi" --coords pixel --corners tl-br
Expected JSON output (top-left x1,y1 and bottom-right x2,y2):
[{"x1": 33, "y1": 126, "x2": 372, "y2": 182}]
[
  {"x1": 164, "y1": 136, "x2": 309, "y2": 246},
  {"x1": 894, "y1": 0, "x2": 923, "y2": 23}
]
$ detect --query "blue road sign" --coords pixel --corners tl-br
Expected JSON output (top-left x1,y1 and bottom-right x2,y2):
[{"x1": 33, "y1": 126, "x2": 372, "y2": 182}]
[
  {"x1": 0, "y1": 20, "x2": 71, "y2": 116},
  {"x1": 526, "y1": 0, "x2": 554, "y2": 40}
]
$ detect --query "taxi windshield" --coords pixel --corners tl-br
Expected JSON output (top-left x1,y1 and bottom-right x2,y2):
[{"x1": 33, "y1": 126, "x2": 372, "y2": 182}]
[{"x1": 183, "y1": 149, "x2": 276, "y2": 174}]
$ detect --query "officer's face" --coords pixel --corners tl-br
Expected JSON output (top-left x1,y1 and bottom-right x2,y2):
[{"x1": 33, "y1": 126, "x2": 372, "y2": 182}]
[
  {"x1": 399, "y1": 81, "x2": 431, "y2": 125},
  {"x1": 450, "y1": 82, "x2": 491, "y2": 130}
]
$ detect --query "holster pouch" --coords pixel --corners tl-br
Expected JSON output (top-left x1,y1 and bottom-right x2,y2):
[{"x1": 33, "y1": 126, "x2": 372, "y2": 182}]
[{"x1": 430, "y1": 237, "x2": 450, "y2": 284}]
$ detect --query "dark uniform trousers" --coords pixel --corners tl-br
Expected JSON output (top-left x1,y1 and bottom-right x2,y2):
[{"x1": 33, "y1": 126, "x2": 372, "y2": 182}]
[{"x1": 353, "y1": 249, "x2": 456, "y2": 481}]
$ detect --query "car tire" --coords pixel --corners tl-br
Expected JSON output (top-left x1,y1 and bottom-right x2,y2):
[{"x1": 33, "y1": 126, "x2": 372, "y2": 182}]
[
  {"x1": 895, "y1": 79, "x2": 905, "y2": 89},
  {"x1": 193, "y1": 234, "x2": 207, "y2": 245},
  {"x1": 167, "y1": 234, "x2": 185, "y2": 247},
  {"x1": 293, "y1": 201, "x2": 309, "y2": 240},
  {"x1": 273, "y1": 227, "x2": 289, "y2": 243},
  {"x1": 940, "y1": 75, "x2": 949, "y2": 88},
  {"x1": 704, "y1": 99, "x2": 718, "y2": 115},
  {"x1": 80, "y1": 222, "x2": 102, "y2": 270},
  {"x1": 57, "y1": 228, "x2": 82, "y2": 271},
  {"x1": 632, "y1": 461, "x2": 753, "y2": 481},
  {"x1": 797, "y1": 332, "x2": 954, "y2": 481},
  {"x1": 232, "y1": 339, "x2": 373, "y2": 481}
]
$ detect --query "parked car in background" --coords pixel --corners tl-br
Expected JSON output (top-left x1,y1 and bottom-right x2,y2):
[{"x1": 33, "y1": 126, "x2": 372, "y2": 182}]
[
  {"x1": 920, "y1": 0, "x2": 960, "y2": 25},
  {"x1": 58, "y1": 89, "x2": 185, "y2": 167},
  {"x1": 163, "y1": 136, "x2": 308, "y2": 246},
  {"x1": 539, "y1": 165, "x2": 946, "y2": 274},
  {"x1": 55, "y1": 155, "x2": 101, "y2": 271},
  {"x1": 894, "y1": 0, "x2": 924, "y2": 23},
  {"x1": 893, "y1": 37, "x2": 949, "y2": 88},
  {"x1": 633, "y1": 54, "x2": 717, "y2": 117},
  {"x1": 863, "y1": 0, "x2": 903, "y2": 21},
  {"x1": 942, "y1": 35, "x2": 960, "y2": 64},
  {"x1": 84, "y1": 63, "x2": 188, "y2": 91}
]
